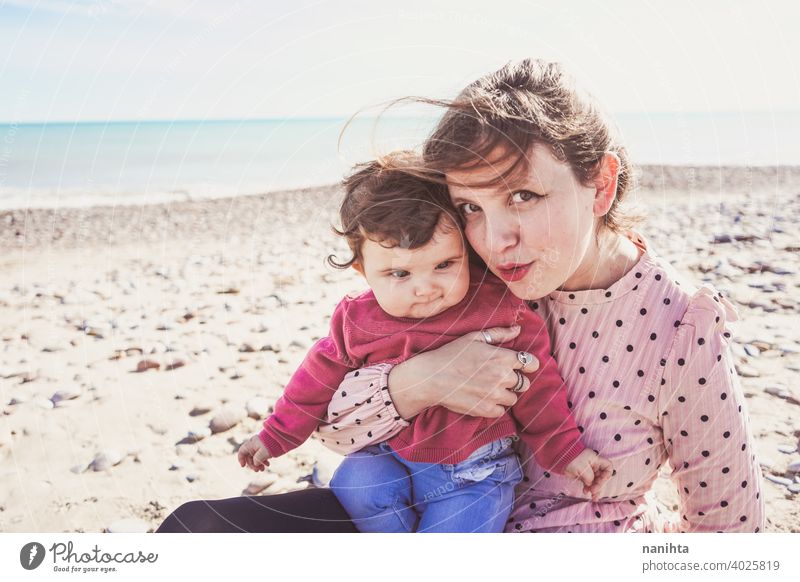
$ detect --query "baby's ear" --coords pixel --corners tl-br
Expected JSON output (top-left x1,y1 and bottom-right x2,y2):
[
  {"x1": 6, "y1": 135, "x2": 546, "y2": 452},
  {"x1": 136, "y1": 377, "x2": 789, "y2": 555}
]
[{"x1": 351, "y1": 261, "x2": 365, "y2": 277}]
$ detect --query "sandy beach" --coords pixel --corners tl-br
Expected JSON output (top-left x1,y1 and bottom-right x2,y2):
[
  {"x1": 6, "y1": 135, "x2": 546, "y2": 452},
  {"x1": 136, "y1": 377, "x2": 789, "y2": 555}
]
[{"x1": 1, "y1": 165, "x2": 798, "y2": 533}]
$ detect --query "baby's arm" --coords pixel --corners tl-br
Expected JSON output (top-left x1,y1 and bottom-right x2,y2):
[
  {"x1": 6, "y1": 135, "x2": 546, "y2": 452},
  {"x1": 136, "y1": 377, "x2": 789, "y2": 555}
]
[
  {"x1": 257, "y1": 300, "x2": 356, "y2": 458},
  {"x1": 314, "y1": 363, "x2": 410, "y2": 454}
]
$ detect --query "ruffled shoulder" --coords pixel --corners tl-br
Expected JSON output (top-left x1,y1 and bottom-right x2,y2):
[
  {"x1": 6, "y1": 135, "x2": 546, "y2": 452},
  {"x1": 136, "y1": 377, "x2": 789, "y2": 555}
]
[
  {"x1": 660, "y1": 284, "x2": 741, "y2": 389},
  {"x1": 679, "y1": 285, "x2": 739, "y2": 335}
]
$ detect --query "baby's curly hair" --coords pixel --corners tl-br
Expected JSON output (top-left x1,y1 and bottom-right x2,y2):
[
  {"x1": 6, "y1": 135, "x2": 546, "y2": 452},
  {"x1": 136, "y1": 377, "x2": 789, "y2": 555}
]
[{"x1": 328, "y1": 151, "x2": 463, "y2": 270}]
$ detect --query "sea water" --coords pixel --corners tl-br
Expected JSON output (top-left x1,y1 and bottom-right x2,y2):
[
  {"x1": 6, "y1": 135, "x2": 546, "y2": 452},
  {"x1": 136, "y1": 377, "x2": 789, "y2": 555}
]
[{"x1": 0, "y1": 112, "x2": 798, "y2": 210}]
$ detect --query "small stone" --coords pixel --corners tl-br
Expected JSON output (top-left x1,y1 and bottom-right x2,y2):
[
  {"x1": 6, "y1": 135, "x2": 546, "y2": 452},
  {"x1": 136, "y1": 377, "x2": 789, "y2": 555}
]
[
  {"x1": 246, "y1": 397, "x2": 271, "y2": 419},
  {"x1": 8, "y1": 395, "x2": 27, "y2": 405},
  {"x1": 787, "y1": 460, "x2": 800, "y2": 473},
  {"x1": 106, "y1": 518, "x2": 151, "y2": 533},
  {"x1": 289, "y1": 339, "x2": 308, "y2": 350},
  {"x1": 189, "y1": 403, "x2": 214, "y2": 416},
  {"x1": 164, "y1": 359, "x2": 186, "y2": 371},
  {"x1": 51, "y1": 386, "x2": 82, "y2": 404},
  {"x1": 90, "y1": 450, "x2": 124, "y2": 472},
  {"x1": 239, "y1": 343, "x2": 257, "y2": 353},
  {"x1": 243, "y1": 473, "x2": 279, "y2": 495},
  {"x1": 743, "y1": 344, "x2": 760, "y2": 357},
  {"x1": 758, "y1": 457, "x2": 775, "y2": 471},
  {"x1": 186, "y1": 426, "x2": 212, "y2": 442},
  {"x1": 136, "y1": 359, "x2": 161, "y2": 373},
  {"x1": 736, "y1": 364, "x2": 760, "y2": 378},
  {"x1": 41, "y1": 344, "x2": 66, "y2": 353},
  {"x1": 764, "y1": 474, "x2": 793, "y2": 487},
  {"x1": 35, "y1": 398, "x2": 54, "y2": 410},
  {"x1": 779, "y1": 343, "x2": 800, "y2": 355},
  {"x1": 210, "y1": 405, "x2": 246, "y2": 433},
  {"x1": 789, "y1": 483, "x2": 800, "y2": 494},
  {"x1": 764, "y1": 385, "x2": 790, "y2": 399},
  {"x1": 185, "y1": 474, "x2": 198, "y2": 483},
  {"x1": 70, "y1": 464, "x2": 88, "y2": 474},
  {"x1": 778, "y1": 444, "x2": 797, "y2": 454}
]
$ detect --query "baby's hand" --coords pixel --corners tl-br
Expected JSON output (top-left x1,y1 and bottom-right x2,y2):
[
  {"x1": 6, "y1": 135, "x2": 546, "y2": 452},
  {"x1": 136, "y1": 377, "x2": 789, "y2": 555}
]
[
  {"x1": 237, "y1": 434, "x2": 272, "y2": 472},
  {"x1": 563, "y1": 449, "x2": 614, "y2": 501}
]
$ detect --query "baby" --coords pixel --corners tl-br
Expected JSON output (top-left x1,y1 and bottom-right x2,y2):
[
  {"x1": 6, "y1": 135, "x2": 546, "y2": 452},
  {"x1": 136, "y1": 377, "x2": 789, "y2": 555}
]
[{"x1": 238, "y1": 152, "x2": 612, "y2": 532}]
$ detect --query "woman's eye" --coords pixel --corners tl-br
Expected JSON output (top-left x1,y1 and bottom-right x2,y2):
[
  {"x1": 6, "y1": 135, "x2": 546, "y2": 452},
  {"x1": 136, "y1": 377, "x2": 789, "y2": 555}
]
[
  {"x1": 511, "y1": 190, "x2": 540, "y2": 203},
  {"x1": 458, "y1": 202, "x2": 481, "y2": 215},
  {"x1": 390, "y1": 270, "x2": 410, "y2": 279},
  {"x1": 435, "y1": 261, "x2": 452, "y2": 270}
]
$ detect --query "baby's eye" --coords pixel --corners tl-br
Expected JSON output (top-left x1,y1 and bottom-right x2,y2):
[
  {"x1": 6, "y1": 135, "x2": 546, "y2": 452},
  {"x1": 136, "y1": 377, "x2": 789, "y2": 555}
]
[
  {"x1": 511, "y1": 190, "x2": 540, "y2": 203},
  {"x1": 390, "y1": 270, "x2": 410, "y2": 279},
  {"x1": 435, "y1": 261, "x2": 452, "y2": 270},
  {"x1": 458, "y1": 202, "x2": 481, "y2": 215}
]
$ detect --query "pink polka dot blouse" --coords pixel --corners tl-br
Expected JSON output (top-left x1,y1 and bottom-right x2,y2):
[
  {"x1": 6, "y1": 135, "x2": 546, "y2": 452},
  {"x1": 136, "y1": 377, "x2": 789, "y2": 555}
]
[{"x1": 315, "y1": 233, "x2": 766, "y2": 532}]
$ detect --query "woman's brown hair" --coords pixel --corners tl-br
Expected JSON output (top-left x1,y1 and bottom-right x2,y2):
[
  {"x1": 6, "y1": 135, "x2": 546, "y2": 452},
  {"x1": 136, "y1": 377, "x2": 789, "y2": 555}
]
[{"x1": 420, "y1": 58, "x2": 639, "y2": 233}]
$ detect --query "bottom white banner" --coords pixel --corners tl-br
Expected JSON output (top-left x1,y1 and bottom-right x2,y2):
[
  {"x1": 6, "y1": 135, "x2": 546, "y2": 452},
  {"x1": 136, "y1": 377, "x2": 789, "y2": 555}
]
[{"x1": 1, "y1": 533, "x2": 797, "y2": 581}]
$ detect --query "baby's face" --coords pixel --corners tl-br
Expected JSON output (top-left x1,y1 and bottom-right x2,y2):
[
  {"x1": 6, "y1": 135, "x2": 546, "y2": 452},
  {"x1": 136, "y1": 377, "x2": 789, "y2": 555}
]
[{"x1": 355, "y1": 222, "x2": 470, "y2": 319}]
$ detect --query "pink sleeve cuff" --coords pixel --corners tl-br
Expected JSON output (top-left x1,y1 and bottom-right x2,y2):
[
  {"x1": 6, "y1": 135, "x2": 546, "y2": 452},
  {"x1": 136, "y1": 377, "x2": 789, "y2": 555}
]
[{"x1": 549, "y1": 440, "x2": 587, "y2": 475}]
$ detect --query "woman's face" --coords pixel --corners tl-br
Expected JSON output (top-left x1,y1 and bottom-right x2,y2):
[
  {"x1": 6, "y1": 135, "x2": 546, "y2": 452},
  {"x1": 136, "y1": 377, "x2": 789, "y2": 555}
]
[{"x1": 447, "y1": 143, "x2": 601, "y2": 300}]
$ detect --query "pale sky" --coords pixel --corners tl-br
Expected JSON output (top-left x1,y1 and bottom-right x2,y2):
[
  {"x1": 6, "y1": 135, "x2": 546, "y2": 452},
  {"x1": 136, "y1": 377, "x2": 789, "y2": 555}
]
[{"x1": 1, "y1": 0, "x2": 799, "y2": 123}]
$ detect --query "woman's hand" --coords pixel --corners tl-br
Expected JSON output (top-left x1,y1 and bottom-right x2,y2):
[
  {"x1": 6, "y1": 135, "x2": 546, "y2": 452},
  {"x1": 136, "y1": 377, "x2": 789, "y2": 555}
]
[{"x1": 387, "y1": 325, "x2": 539, "y2": 420}]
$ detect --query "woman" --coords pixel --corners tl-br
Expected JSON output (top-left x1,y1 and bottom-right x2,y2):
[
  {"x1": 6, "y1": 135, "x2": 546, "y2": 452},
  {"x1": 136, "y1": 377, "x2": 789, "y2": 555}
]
[{"x1": 157, "y1": 59, "x2": 764, "y2": 533}]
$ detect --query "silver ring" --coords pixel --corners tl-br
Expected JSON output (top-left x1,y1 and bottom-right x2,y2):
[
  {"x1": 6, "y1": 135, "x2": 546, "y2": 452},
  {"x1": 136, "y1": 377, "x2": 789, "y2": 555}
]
[
  {"x1": 517, "y1": 351, "x2": 534, "y2": 367},
  {"x1": 510, "y1": 370, "x2": 525, "y2": 393},
  {"x1": 481, "y1": 329, "x2": 493, "y2": 344}
]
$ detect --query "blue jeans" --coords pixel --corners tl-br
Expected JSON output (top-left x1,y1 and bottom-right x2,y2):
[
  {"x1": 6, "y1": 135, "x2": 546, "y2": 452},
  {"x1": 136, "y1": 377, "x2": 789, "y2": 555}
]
[{"x1": 329, "y1": 437, "x2": 523, "y2": 533}]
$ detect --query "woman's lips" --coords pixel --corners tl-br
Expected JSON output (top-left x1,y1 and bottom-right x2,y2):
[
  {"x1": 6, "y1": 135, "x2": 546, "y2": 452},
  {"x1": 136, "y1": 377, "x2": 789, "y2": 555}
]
[{"x1": 495, "y1": 261, "x2": 534, "y2": 282}]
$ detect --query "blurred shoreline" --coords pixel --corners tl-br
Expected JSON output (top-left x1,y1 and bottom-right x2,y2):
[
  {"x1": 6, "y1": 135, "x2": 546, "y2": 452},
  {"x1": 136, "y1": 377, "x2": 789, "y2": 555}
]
[{"x1": 3, "y1": 165, "x2": 800, "y2": 251}]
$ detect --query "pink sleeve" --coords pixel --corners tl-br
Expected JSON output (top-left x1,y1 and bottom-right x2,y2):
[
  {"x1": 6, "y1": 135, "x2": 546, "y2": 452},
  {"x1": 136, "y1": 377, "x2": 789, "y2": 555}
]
[
  {"x1": 657, "y1": 287, "x2": 765, "y2": 532},
  {"x1": 258, "y1": 300, "x2": 356, "y2": 457},
  {"x1": 314, "y1": 363, "x2": 411, "y2": 455},
  {"x1": 508, "y1": 309, "x2": 585, "y2": 474}
]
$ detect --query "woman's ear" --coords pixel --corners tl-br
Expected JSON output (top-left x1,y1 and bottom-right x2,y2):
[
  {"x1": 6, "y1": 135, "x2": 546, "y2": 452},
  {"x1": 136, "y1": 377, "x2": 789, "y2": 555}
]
[{"x1": 592, "y1": 152, "x2": 621, "y2": 218}]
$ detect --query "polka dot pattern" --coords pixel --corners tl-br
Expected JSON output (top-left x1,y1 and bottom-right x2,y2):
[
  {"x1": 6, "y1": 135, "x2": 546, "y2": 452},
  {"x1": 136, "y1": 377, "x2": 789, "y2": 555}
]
[{"x1": 322, "y1": 239, "x2": 764, "y2": 533}]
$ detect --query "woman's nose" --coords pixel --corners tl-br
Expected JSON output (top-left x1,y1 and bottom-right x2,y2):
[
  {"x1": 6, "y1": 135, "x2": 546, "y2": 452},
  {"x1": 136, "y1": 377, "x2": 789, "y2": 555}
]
[{"x1": 485, "y1": 213, "x2": 521, "y2": 253}]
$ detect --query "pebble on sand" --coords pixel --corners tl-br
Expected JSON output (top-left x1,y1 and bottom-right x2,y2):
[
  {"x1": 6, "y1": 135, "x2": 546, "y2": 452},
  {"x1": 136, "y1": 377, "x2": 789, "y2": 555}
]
[
  {"x1": 136, "y1": 359, "x2": 161, "y2": 373},
  {"x1": 243, "y1": 473, "x2": 279, "y2": 495},
  {"x1": 765, "y1": 474, "x2": 794, "y2": 487},
  {"x1": 186, "y1": 426, "x2": 212, "y2": 442},
  {"x1": 106, "y1": 518, "x2": 151, "y2": 533},
  {"x1": 165, "y1": 358, "x2": 186, "y2": 371},
  {"x1": 210, "y1": 405, "x2": 246, "y2": 433},
  {"x1": 90, "y1": 450, "x2": 124, "y2": 472},
  {"x1": 246, "y1": 397, "x2": 272, "y2": 419},
  {"x1": 51, "y1": 386, "x2": 82, "y2": 404}
]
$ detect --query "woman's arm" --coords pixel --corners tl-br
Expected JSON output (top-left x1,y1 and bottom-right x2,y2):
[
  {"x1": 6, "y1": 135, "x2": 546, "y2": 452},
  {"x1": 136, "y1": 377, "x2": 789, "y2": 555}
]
[
  {"x1": 315, "y1": 325, "x2": 538, "y2": 455},
  {"x1": 657, "y1": 288, "x2": 765, "y2": 532}
]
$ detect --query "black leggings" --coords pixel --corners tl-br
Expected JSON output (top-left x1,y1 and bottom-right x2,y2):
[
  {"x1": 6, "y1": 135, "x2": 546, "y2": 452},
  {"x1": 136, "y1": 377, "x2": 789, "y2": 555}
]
[{"x1": 155, "y1": 488, "x2": 358, "y2": 533}]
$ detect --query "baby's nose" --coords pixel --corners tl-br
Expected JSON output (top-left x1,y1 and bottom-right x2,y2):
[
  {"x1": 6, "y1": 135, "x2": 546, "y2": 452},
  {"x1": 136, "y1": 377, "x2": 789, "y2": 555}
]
[{"x1": 414, "y1": 281, "x2": 437, "y2": 297}]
